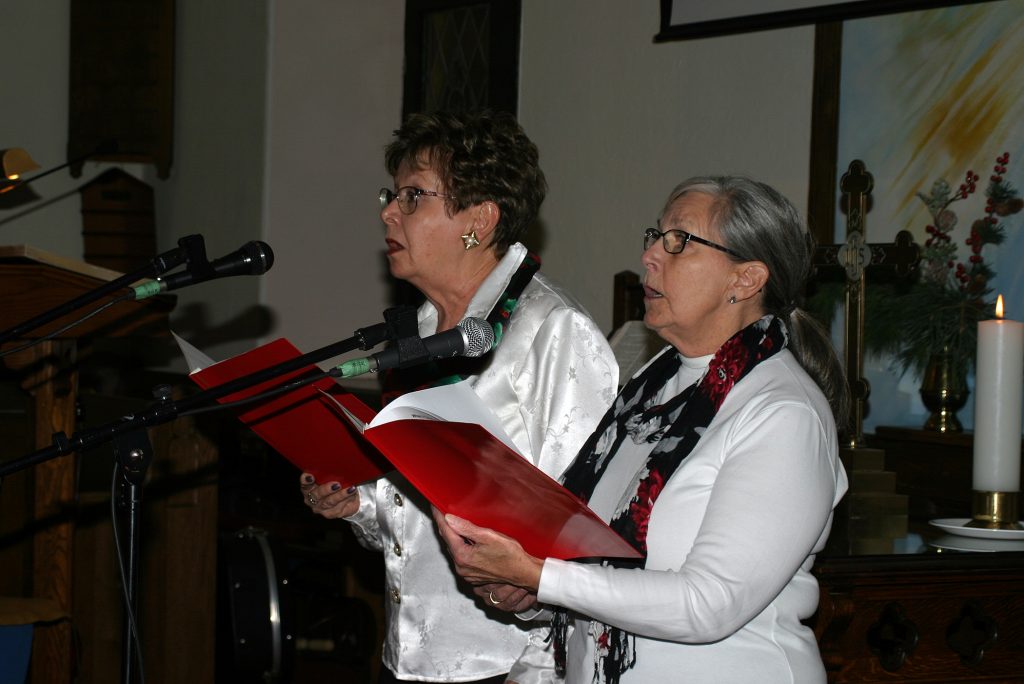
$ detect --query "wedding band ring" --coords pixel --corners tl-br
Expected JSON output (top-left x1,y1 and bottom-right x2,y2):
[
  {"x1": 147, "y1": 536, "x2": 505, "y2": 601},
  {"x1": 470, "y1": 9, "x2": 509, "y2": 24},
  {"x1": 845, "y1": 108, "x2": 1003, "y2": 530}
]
[
  {"x1": 488, "y1": 591, "x2": 502, "y2": 605},
  {"x1": 308, "y1": 492, "x2": 318, "y2": 506}
]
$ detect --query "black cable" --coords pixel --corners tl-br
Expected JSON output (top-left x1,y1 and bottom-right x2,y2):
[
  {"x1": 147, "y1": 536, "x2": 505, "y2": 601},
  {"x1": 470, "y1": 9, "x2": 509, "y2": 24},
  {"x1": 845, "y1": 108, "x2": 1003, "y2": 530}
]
[
  {"x1": 109, "y1": 463, "x2": 146, "y2": 684},
  {"x1": 177, "y1": 365, "x2": 344, "y2": 418},
  {"x1": 0, "y1": 291, "x2": 135, "y2": 358}
]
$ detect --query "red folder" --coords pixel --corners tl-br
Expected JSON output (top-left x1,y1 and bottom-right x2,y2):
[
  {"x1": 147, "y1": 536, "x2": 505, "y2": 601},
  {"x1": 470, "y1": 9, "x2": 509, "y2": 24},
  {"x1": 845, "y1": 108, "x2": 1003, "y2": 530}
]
[
  {"x1": 188, "y1": 338, "x2": 390, "y2": 487},
  {"x1": 322, "y1": 389, "x2": 642, "y2": 561}
]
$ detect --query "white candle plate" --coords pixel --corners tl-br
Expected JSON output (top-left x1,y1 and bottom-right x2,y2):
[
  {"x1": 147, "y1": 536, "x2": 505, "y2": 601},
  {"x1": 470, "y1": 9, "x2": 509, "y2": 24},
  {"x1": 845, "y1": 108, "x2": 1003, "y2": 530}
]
[
  {"x1": 929, "y1": 518, "x2": 1024, "y2": 540},
  {"x1": 929, "y1": 534, "x2": 1024, "y2": 552}
]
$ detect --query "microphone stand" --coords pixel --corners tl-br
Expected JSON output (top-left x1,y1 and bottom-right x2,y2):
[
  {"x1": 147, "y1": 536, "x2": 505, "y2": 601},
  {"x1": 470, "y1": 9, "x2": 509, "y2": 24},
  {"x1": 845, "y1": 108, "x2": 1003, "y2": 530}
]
[
  {"x1": 0, "y1": 315, "x2": 402, "y2": 684},
  {"x1": 0, "y1": 234, "x2": 209, "y2": 347},
  {"x1": 113, "y1": 426, "x2": 155, "y2": 684}
]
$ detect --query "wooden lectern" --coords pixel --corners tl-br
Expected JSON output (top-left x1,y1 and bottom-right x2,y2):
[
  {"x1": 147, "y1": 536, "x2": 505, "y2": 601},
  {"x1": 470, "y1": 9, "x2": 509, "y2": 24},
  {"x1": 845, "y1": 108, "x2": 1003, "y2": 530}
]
[{"x1": 0, "y1": 245, "x2": 173, "y2": 683}]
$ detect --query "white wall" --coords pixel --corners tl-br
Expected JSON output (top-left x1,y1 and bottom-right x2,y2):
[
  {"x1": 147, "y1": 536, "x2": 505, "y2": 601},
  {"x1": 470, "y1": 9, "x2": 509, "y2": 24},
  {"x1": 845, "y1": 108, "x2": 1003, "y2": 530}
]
[
  {"x1": 258, "y1": 0, "x2": 815, "y2": 352},
  {"x1": 519, "y1": 0, "x2": 815, "y2": 332},
  {"x1": 0, "y1": 1, "x2": 81, "y2": 255},
  {"x1": 0, "y1": 1, "x2": 270, "y2": 369},
  {"x1": 153, "y1": 0, "x2": 271, "y2": 365},
  {"x1": 1, "y1": 0, "x2": 815, "y2": 372},
  {"x1": 261, "y1": 0, "x2": 404, "y2": 365}
]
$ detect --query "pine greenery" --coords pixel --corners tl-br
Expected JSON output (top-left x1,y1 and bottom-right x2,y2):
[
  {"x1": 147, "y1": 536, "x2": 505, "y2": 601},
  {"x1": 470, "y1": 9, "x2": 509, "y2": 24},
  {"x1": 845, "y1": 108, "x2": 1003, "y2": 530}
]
[{"x1": 808, "y1": 153, "x2": 1021, "y2": 383}]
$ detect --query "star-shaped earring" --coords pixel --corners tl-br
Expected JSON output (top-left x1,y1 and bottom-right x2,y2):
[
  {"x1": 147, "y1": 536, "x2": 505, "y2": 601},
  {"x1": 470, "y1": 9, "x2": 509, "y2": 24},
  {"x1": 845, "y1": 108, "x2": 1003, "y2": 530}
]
[{"x1": 460, "y1": 230, "x2": 480, "y2": 250}]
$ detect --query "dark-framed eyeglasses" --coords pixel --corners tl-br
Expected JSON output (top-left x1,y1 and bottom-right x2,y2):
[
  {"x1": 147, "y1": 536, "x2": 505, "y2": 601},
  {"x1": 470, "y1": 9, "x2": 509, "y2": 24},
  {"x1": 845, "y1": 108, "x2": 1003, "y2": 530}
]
[
  {"x1": 379, "y1": 186, "x2": 453, "y2": 215},
  {"x1": 643, "y1": 227, "x2": 746, "y2": 260}
]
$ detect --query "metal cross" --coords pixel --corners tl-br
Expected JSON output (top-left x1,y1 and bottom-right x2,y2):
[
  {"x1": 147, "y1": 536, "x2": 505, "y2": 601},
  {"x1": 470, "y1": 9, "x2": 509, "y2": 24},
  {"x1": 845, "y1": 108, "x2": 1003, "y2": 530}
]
[{"x1": 813, "y1": 160, "x2": 920, "y2": 448}]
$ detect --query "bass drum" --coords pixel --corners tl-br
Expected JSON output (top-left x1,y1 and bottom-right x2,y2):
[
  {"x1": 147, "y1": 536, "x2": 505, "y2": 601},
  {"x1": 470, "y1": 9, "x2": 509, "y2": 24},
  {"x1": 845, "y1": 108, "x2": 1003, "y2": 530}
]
[{"x1": 217, "y1": 527, "x2": 294, "y2": 683}]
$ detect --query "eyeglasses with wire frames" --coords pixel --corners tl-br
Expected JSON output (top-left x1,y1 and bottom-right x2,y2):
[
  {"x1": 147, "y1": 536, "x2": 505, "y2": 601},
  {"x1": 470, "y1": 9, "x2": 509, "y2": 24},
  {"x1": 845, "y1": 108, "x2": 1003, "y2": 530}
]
[
  {"x1": 643, "y1": 226, "x2": 747, "y2": 260},
  {"x1": 379, "y1": 186, "x2": 454, "y2": 215}
]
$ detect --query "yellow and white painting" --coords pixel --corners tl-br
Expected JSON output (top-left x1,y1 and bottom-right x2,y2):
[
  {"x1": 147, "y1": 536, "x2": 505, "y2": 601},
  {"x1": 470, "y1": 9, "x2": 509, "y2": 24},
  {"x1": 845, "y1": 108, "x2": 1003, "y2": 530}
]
[{"x1": 834, "y1": 0, "x2": 1024, "y2": 430}]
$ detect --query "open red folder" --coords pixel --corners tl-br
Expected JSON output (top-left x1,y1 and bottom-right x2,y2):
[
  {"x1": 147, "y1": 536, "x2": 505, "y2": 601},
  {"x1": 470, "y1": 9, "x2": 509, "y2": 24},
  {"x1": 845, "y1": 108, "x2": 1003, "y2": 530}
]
[
  {"x1": 183, "y1": 335, "x2": 638, "y2": 560},
  {"x1": 187, "y1": 337, "x2": 390, "y2": 487},
  {"x1": 321, "y1": 384, "x2": 642, "y2": 561}
]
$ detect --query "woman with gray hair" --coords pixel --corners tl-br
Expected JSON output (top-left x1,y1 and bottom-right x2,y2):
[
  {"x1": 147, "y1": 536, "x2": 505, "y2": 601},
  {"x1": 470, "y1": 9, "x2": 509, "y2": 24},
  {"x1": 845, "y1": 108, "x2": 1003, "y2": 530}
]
[{"x1": 434, "y1": 176, "x2": 849, "y2": 683}]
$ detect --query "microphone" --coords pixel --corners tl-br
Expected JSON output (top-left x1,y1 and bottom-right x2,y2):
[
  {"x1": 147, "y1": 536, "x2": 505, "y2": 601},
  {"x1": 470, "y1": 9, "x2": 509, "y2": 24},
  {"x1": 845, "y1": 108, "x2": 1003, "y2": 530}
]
[
  {"x1": 133, "y1": 240, "x2": 274, "y2": 300},
  {"x1": 334, "y1": 317, "x2": 495, "y2": 378}
]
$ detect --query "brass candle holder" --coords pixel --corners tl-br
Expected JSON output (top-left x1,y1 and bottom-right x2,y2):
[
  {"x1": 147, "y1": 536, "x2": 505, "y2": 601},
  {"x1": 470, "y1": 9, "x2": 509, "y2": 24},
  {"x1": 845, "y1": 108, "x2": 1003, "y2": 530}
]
[{"x1": 966, "y1": 490, "x2": 1023, "y2": 530}]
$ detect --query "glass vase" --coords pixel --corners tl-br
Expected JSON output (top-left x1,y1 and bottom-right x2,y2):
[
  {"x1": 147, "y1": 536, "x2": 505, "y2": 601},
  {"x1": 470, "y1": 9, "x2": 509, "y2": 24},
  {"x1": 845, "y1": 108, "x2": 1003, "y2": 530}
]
[{"x1": 919, "y1": 351, "x2": 969, "y2": 433}]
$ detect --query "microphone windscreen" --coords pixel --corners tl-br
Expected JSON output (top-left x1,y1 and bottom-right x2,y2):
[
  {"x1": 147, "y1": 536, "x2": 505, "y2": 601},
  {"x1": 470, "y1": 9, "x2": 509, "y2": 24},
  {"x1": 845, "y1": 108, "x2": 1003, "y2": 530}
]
[
  {"x1": 459, "y1": 317, "x2": 495, "y2": 357},
  {"x1": 246, "y1": 241, "x2": 275, "y2": 274}
]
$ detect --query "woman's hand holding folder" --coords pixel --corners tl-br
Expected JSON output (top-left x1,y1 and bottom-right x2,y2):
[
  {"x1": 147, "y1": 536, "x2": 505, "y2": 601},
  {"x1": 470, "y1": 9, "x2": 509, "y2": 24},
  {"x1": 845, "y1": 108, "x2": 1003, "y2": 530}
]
[
  {"x1": 300, "y1": 472, "x2": 360, "y2": 518},
  {"x1": 432, "y1": 507, "x2": 544, "y2": 594}
]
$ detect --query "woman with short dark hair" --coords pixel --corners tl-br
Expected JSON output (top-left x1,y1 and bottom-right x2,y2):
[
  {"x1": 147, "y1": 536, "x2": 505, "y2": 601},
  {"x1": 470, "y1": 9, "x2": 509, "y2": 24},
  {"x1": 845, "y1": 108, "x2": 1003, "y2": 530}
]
[{"x1": 301, "y1": 110, "x2": 619, "y2": 683}]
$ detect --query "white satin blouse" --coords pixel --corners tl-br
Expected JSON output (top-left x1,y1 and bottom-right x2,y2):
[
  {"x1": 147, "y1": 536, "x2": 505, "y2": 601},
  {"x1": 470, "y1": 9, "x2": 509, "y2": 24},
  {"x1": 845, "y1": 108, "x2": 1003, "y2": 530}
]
[{"x1": 346, "y1": 243, "x2": 619, "y2": 682}]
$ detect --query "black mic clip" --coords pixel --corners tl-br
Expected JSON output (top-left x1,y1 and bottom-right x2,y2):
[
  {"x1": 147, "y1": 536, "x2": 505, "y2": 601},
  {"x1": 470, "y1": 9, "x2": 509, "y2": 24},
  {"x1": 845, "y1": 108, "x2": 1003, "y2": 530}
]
[
  {"x1": 150, "y1": 234, "x2": 207, "y2": 276},
  {"x1": 352, "y1": 305, "x2": 420, "y2": 352},
  {"x1": 384, "y1": 305, "x2": 419, "y2": 340},
  {"x1": 384, "y1": 306, "x2": 426, "y2": 366},
  {"x1": 391, "y1": 334, "x2": 432, "y2": 369},
  {"x1": 180, "y1": 234, "x2": 213, "y2": 279},
  {"x1": 381, "y1": 304, "x2": 454, "y2": 367}
]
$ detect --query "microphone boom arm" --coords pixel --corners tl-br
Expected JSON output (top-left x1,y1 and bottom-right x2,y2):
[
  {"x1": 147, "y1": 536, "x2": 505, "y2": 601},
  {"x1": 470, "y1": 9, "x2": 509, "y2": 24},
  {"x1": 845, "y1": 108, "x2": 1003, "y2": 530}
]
[
  {"x1": 0, "y1": 234, "x2": 205, "y2": 346},
  {"x1": 0, "y1": 319, "x2": 393, "y2": 478}
]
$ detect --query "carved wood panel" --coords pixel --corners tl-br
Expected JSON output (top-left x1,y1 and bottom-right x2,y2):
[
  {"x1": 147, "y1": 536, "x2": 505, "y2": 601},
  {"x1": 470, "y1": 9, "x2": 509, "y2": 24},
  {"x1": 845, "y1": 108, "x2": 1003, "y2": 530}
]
[{"x1": 814, "y1": 557, "x2": 1024, "y2": 682}]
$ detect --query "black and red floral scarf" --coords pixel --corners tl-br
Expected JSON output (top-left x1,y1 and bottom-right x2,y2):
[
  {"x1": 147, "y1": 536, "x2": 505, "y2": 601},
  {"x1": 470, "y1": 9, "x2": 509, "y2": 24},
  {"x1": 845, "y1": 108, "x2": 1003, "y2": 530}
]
[
  {"x1": 380, "y1": 250, "x2": 541, "y2": 403},
  {"x1": 552, "y1": 314, "x2": 788, "y2": 683}
]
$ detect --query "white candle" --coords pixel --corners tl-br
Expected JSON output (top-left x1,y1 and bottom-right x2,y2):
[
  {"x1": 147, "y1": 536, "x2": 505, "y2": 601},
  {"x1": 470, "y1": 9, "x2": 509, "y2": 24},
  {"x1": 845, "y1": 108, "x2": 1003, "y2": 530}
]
[{"x1": 973, "y1": 295, "x2": 1024, "y2": 492}]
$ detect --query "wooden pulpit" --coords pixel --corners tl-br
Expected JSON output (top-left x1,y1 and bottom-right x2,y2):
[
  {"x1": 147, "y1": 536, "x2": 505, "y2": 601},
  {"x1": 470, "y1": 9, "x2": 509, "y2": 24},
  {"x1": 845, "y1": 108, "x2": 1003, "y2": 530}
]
[{"x1": 0, "y1": 245, "x2": 173, "y2": 683}]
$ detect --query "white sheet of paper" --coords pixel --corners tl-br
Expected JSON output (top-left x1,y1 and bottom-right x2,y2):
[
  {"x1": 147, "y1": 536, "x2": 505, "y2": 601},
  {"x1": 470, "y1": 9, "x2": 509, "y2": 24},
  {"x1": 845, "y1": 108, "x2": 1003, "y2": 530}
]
[
  {"x1": 320, "y1": 381, "x2": 519, "y2": 454},
  {"x1": 172, "y1": 331, "x2": 217, "y2": 374},
  {"x1": 608, "y1": 320, "x2": 665, "y2": 385}
]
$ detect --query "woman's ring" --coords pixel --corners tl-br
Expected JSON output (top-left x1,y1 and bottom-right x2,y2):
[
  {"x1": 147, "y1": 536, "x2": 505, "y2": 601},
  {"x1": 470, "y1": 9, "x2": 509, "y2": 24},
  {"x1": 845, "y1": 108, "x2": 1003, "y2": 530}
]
[
  {"x1": 308, "y1": 492, "x2": 318, "y2": 506},
  {"x1": 488, "y1": 591, "x2": 502, "y2": 605}
]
